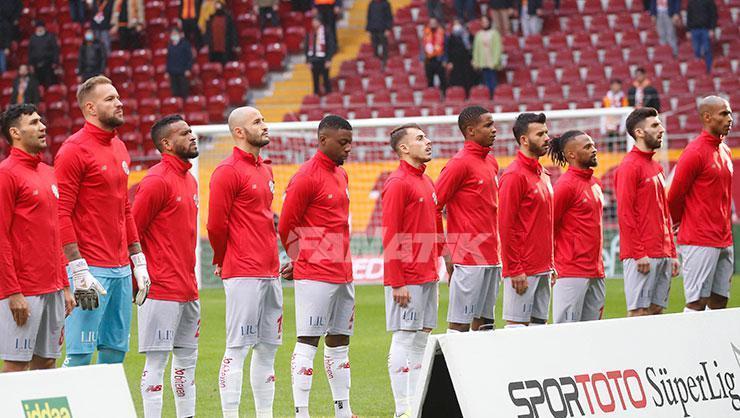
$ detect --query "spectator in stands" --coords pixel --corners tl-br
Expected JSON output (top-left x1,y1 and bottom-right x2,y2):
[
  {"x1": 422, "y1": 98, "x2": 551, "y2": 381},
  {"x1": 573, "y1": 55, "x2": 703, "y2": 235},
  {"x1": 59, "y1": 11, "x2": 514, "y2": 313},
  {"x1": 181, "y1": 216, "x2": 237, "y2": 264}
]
[
  {"x1": 167, "y1": 27, "x2": 194, "y2": 99},
  {"x1": 427, "y1": 0, "x2": 445, "y2": 23},
  {"x1": 455, "y1": 0, "x2": 476, "y2": 23},
  {"x1": 489, "y1": 0, "x2": 512, "y2": 35},
  {"x1": 445, "y1": 19, "x2": 476, "y2": 95},
  {"x1": 686, "y1": 0, "x2": 717, "y2": 73},
  {"x1": 28, "y1": 21, "x2": 59, "y2": 87},
  {"x1": 516, "y1": 0, "x2": 543, "y2": 37},
  {"x1": 90, "y1": 0, "x2": 115, "y2": 53},
  {"x1": 77, "y1": 29, "x2": 107, "y2": 82},
  {"x1": 650, "y1": 0, "x2": 680, "y2": 56},
  {"x1": 292, "y1": 0, "x2": 312, "y2": 13},
  {"x1": 314, "y1": 0, "x2": 342, "y2": 51},
  {"x1": 472, "y1": 15, "x2": 503, "y2": 98},
  {"x1": 257, "y1": 0, "x2": 281, "y2": 29},
  {"x1": 422, "y1": 17, "x2": 447, "y2": 93},
  {"x1": 366, "y1": 0, "x2": 393, "y2": 67},
  {"x1": 181, "y1": 0, "x2": 203, "y2": 47},
  {"x1": 69, "y1": 0, "x2": 88, "y2": 23},
  {"x1": 305, "y1": 17, "x2": 335, "y2": 95},
  {"x1": 111, "y1": 0, "x2": 146, "y2": 50},
  {"x1": 602, "y1": 79, "x2": 628, "y2": 135},
  {"x1": 10, "y1": 65, "x2": 40, "y2": 105},
  {"x1": 0, "y1": 0, "x2": 22, "y2": 74},
  {"x1": 198, "y1": 0, "x2": 220, "y2": 34},
  {"x1": 205, "y1": 1, "x2": 238, "y2": 64},
  {"x1": 627, "y1": 68, "x2": 661, "y2": 112}
]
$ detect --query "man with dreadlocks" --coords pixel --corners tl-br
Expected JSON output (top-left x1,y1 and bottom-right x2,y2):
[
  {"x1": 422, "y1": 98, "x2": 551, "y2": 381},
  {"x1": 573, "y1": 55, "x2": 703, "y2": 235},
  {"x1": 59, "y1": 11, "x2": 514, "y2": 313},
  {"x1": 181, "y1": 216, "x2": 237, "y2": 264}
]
[{"x1": 547, "y1": 130, "x2": 606, "y2": 323}]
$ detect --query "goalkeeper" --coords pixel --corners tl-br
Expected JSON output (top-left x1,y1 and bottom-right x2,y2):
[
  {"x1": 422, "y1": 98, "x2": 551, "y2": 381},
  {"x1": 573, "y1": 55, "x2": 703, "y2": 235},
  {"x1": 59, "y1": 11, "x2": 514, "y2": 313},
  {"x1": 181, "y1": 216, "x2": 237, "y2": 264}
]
[{"x1": 55, "y1": 76, "x2": 151, "y2": 367}]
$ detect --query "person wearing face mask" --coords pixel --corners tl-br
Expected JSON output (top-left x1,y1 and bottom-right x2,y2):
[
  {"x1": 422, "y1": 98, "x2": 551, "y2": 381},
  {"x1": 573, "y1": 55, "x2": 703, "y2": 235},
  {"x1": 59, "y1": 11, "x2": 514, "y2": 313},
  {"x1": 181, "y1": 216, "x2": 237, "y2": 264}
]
[
  {"x1": 77, "y1": 30, "x2": 107, "y2": 83},
  {"x1": 205, "y1": 1, "x2": 238, "y2": 64},
  {"x1": 472, "y1": 15, "x2": 503, "y2": 98},
  {"x1": 167, "y1": 27, "x2": 194, "y2": 99},
  {"x1": 10, "y1": 65, "x2": 40, "y2": 105},
  {"x1": 27, "y1": 21, "x2": 59, "y2": 87},
  {"x1": 445, "y1": 19, "x2": 476, "y2": 96}
]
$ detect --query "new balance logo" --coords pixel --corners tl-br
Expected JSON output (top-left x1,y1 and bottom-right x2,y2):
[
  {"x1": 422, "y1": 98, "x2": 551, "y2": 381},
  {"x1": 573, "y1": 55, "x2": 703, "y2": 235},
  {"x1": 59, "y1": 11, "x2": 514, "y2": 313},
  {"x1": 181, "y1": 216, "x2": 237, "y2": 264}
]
[
  {"x1": 266, "y1": 375, "x2": 276, "y2": 383},
  {"x1": 146, "y1": 385, "x2": 163, "y2": 392},
  {"x1": 296, "y1": 367, "x2": 313, "y2": 376},
  {"x1": 338, "y1": 362, "x2": 350, "y2": 370}
]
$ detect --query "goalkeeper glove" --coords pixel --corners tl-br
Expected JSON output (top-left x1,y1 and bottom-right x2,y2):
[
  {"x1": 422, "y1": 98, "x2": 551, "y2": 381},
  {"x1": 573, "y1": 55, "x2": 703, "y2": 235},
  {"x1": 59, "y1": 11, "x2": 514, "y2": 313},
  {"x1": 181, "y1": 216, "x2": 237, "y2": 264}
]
[
  {"x1": 131, "y1": 252, "x2": 151, "y2": 305},
  {"x1": 69, "y1": 258, "x2": 107, "y2": 310}
]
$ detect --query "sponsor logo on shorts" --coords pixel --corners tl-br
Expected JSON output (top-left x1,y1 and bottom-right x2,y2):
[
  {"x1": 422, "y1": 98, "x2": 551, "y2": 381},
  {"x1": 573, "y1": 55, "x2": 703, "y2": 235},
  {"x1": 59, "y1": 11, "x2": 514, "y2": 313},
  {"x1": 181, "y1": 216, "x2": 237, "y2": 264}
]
[
  {"x1": 80, "y1": 331, "x2": 96, "y2": 344},
  {"x1": 402, "y1": 310, "x2": 418, "y2": 321},
  {"x1": 157, "y1": 329, "x2": 174, "y2": 341},
  {"x1": 22, "y1": 397, "x2": 73, "y2": 418},
  {"x1": 240, "y1": 324, "x2": 258, "y2": 336},
  {"x1": 308, "y1": 316, "x2": 325, "y2": 327},
  {"x1": 15, "y1": 338, "x2": 32, "y2": 351},
  {"x1": 508, "y1": 343, "x2": 740, "y2": 417}
]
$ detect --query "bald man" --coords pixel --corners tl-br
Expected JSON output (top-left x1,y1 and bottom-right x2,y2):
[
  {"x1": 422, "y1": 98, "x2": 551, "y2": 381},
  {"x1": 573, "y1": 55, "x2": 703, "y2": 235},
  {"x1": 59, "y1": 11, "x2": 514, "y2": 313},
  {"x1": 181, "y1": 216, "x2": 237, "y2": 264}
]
[
  {"x1": 207, "y1": 107, "x2": 282, "y2": 418},
  {"x1": 668, "y1": 96, "x2": 735, "y2": 312}
]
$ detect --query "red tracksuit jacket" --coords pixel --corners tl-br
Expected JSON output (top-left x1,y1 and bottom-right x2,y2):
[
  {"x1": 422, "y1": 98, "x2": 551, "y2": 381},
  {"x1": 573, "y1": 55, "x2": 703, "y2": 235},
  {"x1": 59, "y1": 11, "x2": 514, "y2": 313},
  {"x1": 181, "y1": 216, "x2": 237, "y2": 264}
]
[
  {"x1": 55, "y1": 122, "x2": 139, "y2": 267},
  {"x1": 0, "y1": 148, "x2": 67, "y2": 299},
  {"x1": 668, "y1": 131, "x2": 733, "y2": 248},
  {"x1": 435, "y1": 141, "x2": 501, "y2": 266},
  {"x1": 278, "y1": 150, "x2": 353, "y2": 283},
  {"x1": 133, "y1": 154, "x2": 198, "y2": 301},
  {"x1": 553, "y1": 167, "x2": 605, "y2": 279},
  {"x1": 207, "y1": 147, "x2": 279, "y2": 279},
  {"x1": 382, "y1": 160, "x2": 439, "y2": 288},
  {"x1": 614, "y1": 147, "x2": 676, "y2": 260},
  {"x1": 499, "y1": 151, "x2": 554, "y2": 278}
]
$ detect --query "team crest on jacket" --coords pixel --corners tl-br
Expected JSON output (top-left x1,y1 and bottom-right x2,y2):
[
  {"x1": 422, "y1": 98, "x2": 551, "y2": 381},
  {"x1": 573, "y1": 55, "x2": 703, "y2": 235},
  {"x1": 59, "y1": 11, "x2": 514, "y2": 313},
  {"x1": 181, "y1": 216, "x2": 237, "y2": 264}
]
[
  {"x1": 345, "y1": 188, "x2": 350, "y2": 199},
  {"x1": 269, "y1": 180, "x2": 275, "y2": 194},
  {"x1": 122, "y1": 161, "x2": 130, "y2": 175},
  {"x1": 51, "y1": 184, "x2": 59, "y2": 199},
  {"x1": 193, "y1": 194, "x2": 199, "y2": 208},
  {"x1": 432, "y1": 192, "x2": 438, "y2": 205}
]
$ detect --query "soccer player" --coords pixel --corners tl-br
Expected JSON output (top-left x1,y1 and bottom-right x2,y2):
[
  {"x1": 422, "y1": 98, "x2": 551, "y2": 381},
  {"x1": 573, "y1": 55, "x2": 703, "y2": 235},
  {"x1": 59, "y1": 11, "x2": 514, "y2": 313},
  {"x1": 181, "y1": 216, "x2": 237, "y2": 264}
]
[
  {"x1": 615, "y1": 107, "x2": 679, "y2": 317},
  {"x1": 499, "y1": 113, "x2": 554, "y2": 327},
  {"x1": 435, "y1": 106, "x2": 501, "y2": 332},
  {"x1": 668, "y1": 96, "x2": 734, "y2": 312},
  {"x1": 133, "y1": 115, "x2": 199, "y2": 418},
  {"x1": 278, "y1": 115, "x2": 355, "y2": 418},
  {"x1": 547, "y1": 130, "x2": 606, "y2": 323},
  {"x1": 0, "y1": 104, "x2": 75, "y2": 372},
  {"x1": 208, "y1": 107, "x2": 281, "y2": 418},
  {"x1": 383, "y1": 124, "x2": 439, "y2": 417},
  {"x1": 55, "y1": 75, "x2": 151, "y2": 366}
]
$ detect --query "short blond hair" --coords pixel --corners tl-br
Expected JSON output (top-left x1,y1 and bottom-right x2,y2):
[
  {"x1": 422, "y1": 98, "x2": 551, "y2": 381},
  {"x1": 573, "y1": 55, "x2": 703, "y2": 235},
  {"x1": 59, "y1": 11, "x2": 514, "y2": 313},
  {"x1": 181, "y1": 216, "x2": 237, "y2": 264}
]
[{"x1": 76, "y1": 75, "x2": 113, "y2": 107}]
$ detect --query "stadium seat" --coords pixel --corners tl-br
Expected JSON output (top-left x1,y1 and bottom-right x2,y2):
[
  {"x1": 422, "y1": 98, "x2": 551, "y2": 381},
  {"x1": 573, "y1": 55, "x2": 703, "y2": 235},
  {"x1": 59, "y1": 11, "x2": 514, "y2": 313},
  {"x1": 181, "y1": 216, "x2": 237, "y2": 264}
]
[
  {"x1": 265, "y1": 43, "x2": 287, "y2": 71},
  {"x1": 130, "y1": 49, "x2": 153, "y2": 68},
  {"x1": 139, "y1": 98, "x2": 161, "y2": 116},
  {"x1": 242, "y1": 44, "x2": 266, "y2": 62},
  {"x1": 445, "y1": 86, "x2": 466, "y2": 103},
  {"x1": 246, "y1": 60, "x2": 268, "y2": 87},
  {"x1": 207, "y1": 95, "x2": 228, "y2": 123},
  {"x1": 285, "y1": 26, "x2": 306, "y2": 53},
  {"x1": 110, "y1": 66, "x2": 132, "y2": 85},
  {"x1": 223, "y1": 61, "x2": 245, "y2": 80},
  {"x1": 45, "y1": 84, "x2": 67, "y2": 103},
  {"x1": 203, "y1": 78, "x2": 225, "y2": 97},
  {"x1": 184, "y1": 95, "x2": 207, "y2": 113},
  {"x1": 200, "y1": 62, "x2": 223, "y2": 83},
  {"x1": 262, "y1": 27, "x2": 284, "y2": 44},
  {"x1": 226, "y1": 77, "x2": 248, "y2": 106},
  {"x1": 46, "y1": 101, "x2": 69, "y2": 122},
  {"x1": 187, "y1": 111, "x2": 209, "y2": 126},
  {"x1": 132, "y1": 65, "x2": 155, "y2": 84}
]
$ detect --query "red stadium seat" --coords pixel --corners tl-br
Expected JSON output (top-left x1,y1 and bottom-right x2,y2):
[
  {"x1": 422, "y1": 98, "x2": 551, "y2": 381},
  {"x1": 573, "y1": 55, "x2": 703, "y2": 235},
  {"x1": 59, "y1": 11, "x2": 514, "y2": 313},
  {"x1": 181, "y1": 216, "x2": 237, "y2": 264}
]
[
  {"x1": 45, "y1": 84, "x2": 67, "y2": 102},
  {"x1": 46, "y1": 101, "x2": 69, "y2": 122},
  {"x1": 242, "y1": 44, "x2": 265, "y2": 62},
  {"x1": 264, "y1": 43, "x2": 286, "y2": 71},
  {"x1": 186, "y1": 111, "x2": 208, "y2": 126},
  {"x1": 223, "y1": 61, "x2": 245, "y2": 80},
  {"x1": 285, "y1": 26, "x2": 306, "y2": 54},
  {"x1": 152, "y1": 48, "x2": 168, "y2": 67},
  {"x1": 445, "y1": 86, "x2": 466, "y2": 103},
  {"x1": 421, "y1": 87, "x2": 441, "y2": 103},
  {"x1": 246, "y1": 60, "x2": 268, "y2": 87},
  {"x1": 110, "y1": 66, "x2": 132, "y2": 85},
  {"x1": 207, "y1": 95, "x2": 227, "y2": 123},
  {"x1": 226, "y1": 77, "x2": 248, "y2": 106},
  {"x1": 108, "y1": 50, "x2": 130, "y2": 68},
  {"x1": 184, "y1": 95, "x2": 207, "y2": 113},
  {"x1": 200, "y1": 62, "x2": 223, "y2": 83},
  {"x1": 160, "y1": 97, "x2": 183, "y2": 114},
  {"x1": 203, "y1": 78, "x2": 225, "y2": 97},
  {"x1": 139, "y1": 98, "x2": 161, "y2": 116},
  {"x1": 130, "y1": 49, "x2": 153, "y2": 68},
  {"x1": 132, "y1": 65, "x2": 155, "y2": 84},
  {"x1": 262, "y1": 27, "x2": 284, "y2": 44}
]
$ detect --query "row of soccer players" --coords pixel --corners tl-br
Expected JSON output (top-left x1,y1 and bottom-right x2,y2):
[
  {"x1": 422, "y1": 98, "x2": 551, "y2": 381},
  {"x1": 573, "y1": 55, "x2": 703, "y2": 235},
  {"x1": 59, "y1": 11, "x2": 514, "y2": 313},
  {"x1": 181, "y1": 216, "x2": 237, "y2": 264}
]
[{"x1": 0, "y1": 72, "x2": 733, "y2": 418}]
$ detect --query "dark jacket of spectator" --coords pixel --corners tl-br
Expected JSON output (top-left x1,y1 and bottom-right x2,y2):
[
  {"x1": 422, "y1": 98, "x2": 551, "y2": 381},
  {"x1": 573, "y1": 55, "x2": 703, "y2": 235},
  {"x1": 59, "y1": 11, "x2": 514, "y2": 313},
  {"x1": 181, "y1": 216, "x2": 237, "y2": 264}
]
[
  {"x1": 627, "y1": 83, "x2": 661, "y2": 112},
  {"x1": 167, "y1": 37, "x2": 194, "y2": 75},
  {"x1": 78, "y1": 39, "x2": 107, "y2": 80},
  {"x1": 305, "y1": 24, "x2": 336, "y2": 63},
  {"x1": 490, "y1": 0, "x2": 512, "y2": 8},
  {"x1": 649, "y1": 0, "x2": 680, "y2": 16},
  {"x1": 366, "y1": 0, "x2": 393, "y2": 32},
  {"x1": 90, "y1": 0, "x2": 116, "y2": 31},
  {"x1": 205, "y1": 7, "x2": 238, "y2": 62},
  {"x1": 516, "y1": 0, "x2": 542, "y2": 15},
  {"x1": 10, "y1": 72, "x2": 40, "y2": 105},
  {"x1": 0, "y1": 0, "x2": 22, "y2": 49},
  {"x1": 445, "y1": 29, "x2": 476, "y2": 93},
  {"x1": 686, "y1": 0, "x2": 717, "y2": 29},
  {"x1": 28, "y1": 30, "x2": 59, "y2": 69}
]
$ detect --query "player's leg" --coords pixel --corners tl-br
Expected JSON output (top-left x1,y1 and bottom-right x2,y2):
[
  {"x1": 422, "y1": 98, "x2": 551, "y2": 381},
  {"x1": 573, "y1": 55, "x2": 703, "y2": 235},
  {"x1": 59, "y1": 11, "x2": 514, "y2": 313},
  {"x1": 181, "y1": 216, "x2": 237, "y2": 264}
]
[
  {"x1": 172, "y1": 300, "x2": 200, "y2": 418},
  {"x1": 530, "y1": 274, "x2": 551, "y2": 325},
  {"x1": 325, "y1": 282, "x2": 356, "y2": 418},
  {"x1": 220, "y1": 279, "x2": 260, "y2": 418},
  {"x1": 648, "y1": 258, "x2": 672, "y2": 315},
  {"x1": 0, "y1": 294, "x2": 44, "y2": 372},
  {"x1": 63, "y1": 272, "x2": 111, "y2": 366},
  {"x1": 96, "y1": 272, "x2": 133, "y2": 364},
  {"x1": 447, "y1": 266, "x2": 482, "y2": 332},
  {"x1": 472, "y1": 267, "x2": 500, "y2": 330},
  {"x1": 708, "y1": 246, "x2": 733, "y2": 310},
  {"x1": 623, "y1": 259, "x2": 651, "y2": 317},
  {"x1": 138, "y1": 299, "x2": 180, "y2": 418},
  {"x1": 552, "y1": 278, "x2": 589, "y2": 323},
  {"x1": 30, "y1": 290, "x2": 65, "y2": 370},
  {"x1": 409, "y1": 282, "x2": 438, "y2": 404},
  {"x1": 292, "y1": 280, "x2": 334, "y2": 417},
  {"x1": 681, "y1": 245, "x2": 720, "y2": 312},
  {"x1": 251, "y1": 279, "x2": 283, "y2": 418},
  {"x1": 502, "y1": 275, "x2": 541, "y2": 326},
  {"x1": 580, "y1": 279, "x2": 606, "y2": 322}
]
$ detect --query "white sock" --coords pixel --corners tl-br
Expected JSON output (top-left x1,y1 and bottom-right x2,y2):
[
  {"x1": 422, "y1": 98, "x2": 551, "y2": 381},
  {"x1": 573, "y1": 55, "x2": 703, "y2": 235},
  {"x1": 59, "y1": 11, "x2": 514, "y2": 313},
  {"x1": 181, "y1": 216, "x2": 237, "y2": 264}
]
[
  {"x1": 141, "y1": 351, "x2": 169, "y2": 418},
  {"x1": 505, "y1": 324, "x2": 526, "y2": 329},
  {"x1": 446, "y1": 328, "x2": 461, "y2": 334},
  {"x1": 388, "y1": 331, "x2": 414, "y2": 415},
  {"x1": 171, "y1": 347, "x2": 197, "y2": 418},
  {"x1": 219, "y1": 345, "x2": 252, "y2": 418},
  {"x1": 251, "y1": 343, "x2": 278, "y2": 418},
  {"x1": 291, "y1": 342, "x2": 317, "y2": 414},
  {"x1": 409, "y1": 331, "x2": 429, "y2": 402},
  {"x1": 684, "y1": 307, "x2": 703, "y2": 312},
  {"x1": 324, "y1": 345, "x2": 352, "y2": 417}
]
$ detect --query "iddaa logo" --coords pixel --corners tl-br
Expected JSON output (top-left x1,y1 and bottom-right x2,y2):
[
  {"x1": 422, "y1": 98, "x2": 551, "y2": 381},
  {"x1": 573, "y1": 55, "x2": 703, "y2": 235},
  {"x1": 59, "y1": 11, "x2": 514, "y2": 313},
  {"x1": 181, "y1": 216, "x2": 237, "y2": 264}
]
[{"x1": 21, "y1": 396, "x2": 73, "y2": 418}]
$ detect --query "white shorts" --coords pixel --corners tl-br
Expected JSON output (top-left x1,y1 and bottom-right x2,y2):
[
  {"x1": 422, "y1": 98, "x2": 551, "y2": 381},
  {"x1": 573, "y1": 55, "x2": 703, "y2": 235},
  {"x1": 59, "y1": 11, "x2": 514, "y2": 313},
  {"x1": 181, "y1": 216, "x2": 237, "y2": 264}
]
[
  {"x1": 502, "y1": 273, "x2": 551, "y2": 323},
  {"x1": 447, "y1": 265, "x2": 501, "y2": 324},
  {"x1": 0, "y1": 290, "x2": 65, "y2": 362},
  {"x1": 384, "y1": 282, "x2": 439, "y2": 332},
  {"x1": 680, "y1": 245, "x2": 733, "y2": 303},
  {"x1": 552, "y1": 278, "x2": 605, "y2": 323},
  {"x1": 623, "y1": 258, "x2": 672, "y2": 310},
  {"x1": 295, "y1": 280, "x2": 355, "y2": 337},
  {"x1": 137, "y1": 299, "x2": 200, "y2": 352},
  {"x1": 224, "y1": 278, "x2": 283, "y2": 348}
]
